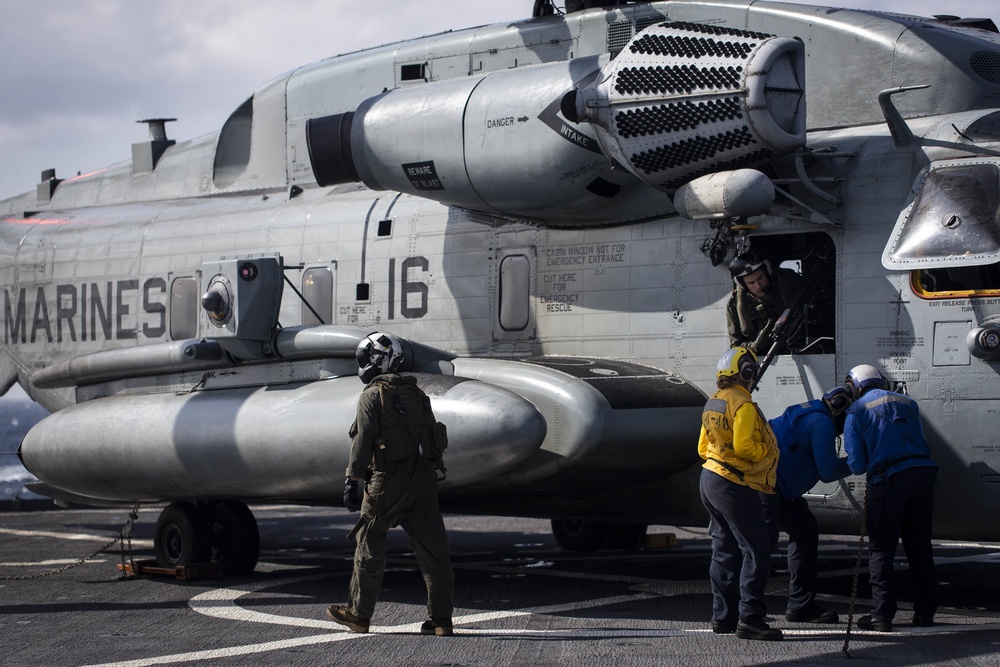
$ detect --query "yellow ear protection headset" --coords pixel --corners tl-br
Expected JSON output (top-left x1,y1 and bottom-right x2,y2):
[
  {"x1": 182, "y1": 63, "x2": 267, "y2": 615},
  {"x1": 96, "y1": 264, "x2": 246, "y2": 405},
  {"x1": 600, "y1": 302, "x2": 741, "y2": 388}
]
[{"x1": 717, "y1": 347, "x2": 759, "y2": 383}]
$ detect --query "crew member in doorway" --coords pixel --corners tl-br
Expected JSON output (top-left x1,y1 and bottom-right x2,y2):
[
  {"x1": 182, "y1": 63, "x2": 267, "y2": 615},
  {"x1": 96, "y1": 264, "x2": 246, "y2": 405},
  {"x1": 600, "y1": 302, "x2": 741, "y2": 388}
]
[
  {"x1": 698, "y1": 347, "x2": 783, "y2": 641},
  {"x1": 326, "y1": 332, "x2": 455, "y2": 636},
  {"x1": 843, "y1": 364, "x2": 938, "y2": 633},
  {"x1": 769, "y1": 386, "x2": 854, "y2": 624},
  {"x1": 727, "y1": 251, "x2": 803, "y2": 355}
]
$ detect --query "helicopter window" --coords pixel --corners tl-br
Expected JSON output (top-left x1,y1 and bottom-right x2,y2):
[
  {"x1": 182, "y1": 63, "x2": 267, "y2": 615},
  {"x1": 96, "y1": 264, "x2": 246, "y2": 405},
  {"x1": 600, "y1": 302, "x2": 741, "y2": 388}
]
[
  {"x1": 883, "y1": 162, "x2": 1000, "y2": 269},
  {"x1": 738, "y1": 232, "x2": 836, "y2": 355},
  {"x1": 169, "y1": 277, "x2": 198, "y2": 340},
  {"x1": 301, "y1": 267, "x2": 333, "y2": 325},
  {"x1": 913, "y1": 262, "x2": 1000, "y2": 297},
  {"x1": 499, "y1": 254, "x2": 530, "y2": 331},
  {"x1": 213, "y1": 97, "x2": 253, "y2": 189},
  {"x1": 400, "y1": 63, "x2": 427, "y2": 82}
]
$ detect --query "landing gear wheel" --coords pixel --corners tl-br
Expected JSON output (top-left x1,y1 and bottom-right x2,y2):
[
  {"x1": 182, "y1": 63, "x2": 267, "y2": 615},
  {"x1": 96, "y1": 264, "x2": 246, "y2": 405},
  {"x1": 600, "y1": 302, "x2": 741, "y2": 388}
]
[
  {"x1": 209, "y1": 500, "x2": 260, "y2": 576},
  {"x1": 154, "y1": 501, "x2": 211, "y2": 568}
]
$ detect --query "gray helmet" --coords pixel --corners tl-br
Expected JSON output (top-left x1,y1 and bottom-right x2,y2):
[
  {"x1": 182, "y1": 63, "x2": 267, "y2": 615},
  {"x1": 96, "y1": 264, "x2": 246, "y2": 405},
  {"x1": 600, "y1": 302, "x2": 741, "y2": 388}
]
[
  {"x1": 845, "y1": 364, "x2": 887, "y2": 400},
  {"x1": 356, "y1": 332, "x2": 404, "y2": 383}
]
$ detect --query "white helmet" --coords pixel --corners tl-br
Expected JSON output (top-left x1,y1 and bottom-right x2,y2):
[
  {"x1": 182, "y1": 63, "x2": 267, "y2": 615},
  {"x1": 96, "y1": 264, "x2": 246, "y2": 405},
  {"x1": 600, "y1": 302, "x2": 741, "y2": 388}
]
[
  {"x1": 845, "y1": 364, "x2": 887, "y2": 399},
  {"x1": 356, "y1": 333, "x2": 404, "y2": 383}
]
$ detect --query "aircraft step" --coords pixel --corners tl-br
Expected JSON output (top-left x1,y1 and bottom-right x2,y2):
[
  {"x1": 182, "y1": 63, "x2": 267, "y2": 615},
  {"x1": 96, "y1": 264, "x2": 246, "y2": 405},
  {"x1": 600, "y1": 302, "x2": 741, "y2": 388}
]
[{"x1": 117, "y1": 558, "x2": 221, "y2": 581}]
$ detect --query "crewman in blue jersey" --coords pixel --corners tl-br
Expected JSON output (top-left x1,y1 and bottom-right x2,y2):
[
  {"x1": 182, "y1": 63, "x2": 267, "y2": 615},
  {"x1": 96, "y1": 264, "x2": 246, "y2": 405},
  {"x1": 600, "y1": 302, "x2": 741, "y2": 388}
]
[
  {"x1": 769, "y1": 386, "x2": 854, "y2": 624},
  {"x1": 842, "y1": 364, "x2": 938, "y2": 632}
]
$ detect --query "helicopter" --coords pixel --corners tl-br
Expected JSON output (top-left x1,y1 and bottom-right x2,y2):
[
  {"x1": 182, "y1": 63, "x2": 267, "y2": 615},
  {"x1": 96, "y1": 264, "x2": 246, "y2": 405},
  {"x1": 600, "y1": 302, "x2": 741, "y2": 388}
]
[{"x1": 2, "y1": 0, "x2": 1000, "y2": 573}]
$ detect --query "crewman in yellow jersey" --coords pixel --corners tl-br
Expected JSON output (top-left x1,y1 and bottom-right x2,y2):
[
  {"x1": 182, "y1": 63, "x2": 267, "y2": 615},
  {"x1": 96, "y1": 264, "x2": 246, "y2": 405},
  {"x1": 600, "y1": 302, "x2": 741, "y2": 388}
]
[{"x1": 698, "y1": 347, "x2": 781, "y2": 641}]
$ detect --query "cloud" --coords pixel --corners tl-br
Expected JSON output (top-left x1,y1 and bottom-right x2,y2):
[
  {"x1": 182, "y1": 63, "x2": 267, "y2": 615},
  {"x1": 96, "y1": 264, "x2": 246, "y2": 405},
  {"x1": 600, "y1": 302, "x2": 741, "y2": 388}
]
[{"x1": 0, "y1": 1, "x2": 521, "y2": 197}]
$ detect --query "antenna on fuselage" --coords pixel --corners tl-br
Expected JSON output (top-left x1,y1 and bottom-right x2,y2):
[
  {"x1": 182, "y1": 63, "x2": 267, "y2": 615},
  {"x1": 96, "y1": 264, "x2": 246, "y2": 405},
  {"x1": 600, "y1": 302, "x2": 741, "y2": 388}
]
[
  {"x1": 132, "y1": 118, "x2": 177, "y2": 174},
  {"x1": 877, "y1": 85, "x2": 931, "y2": 147}
]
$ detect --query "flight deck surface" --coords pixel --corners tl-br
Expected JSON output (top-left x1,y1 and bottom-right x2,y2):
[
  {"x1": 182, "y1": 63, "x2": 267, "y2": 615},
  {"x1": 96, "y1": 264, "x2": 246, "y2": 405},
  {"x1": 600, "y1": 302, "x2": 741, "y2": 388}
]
[{"x1": 2, "y1": 506, "x2": 998, "y2": 667}]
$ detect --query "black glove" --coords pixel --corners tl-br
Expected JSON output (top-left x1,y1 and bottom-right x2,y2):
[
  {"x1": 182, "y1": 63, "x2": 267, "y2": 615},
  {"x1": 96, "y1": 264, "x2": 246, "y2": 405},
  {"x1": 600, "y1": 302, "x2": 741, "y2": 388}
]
[{"x1": 343, "y1": 477, "x2": 362, "y2": 512}]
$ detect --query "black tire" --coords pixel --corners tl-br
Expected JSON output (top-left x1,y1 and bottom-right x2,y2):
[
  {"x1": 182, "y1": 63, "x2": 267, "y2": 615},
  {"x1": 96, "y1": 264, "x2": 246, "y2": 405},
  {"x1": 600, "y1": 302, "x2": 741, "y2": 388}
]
[
  {"x1": 154, "y1": 502, "x2": 211, "y2": 568},
  {"x1": 209, "y1": 500, "x2": 260, "y2": 576}
]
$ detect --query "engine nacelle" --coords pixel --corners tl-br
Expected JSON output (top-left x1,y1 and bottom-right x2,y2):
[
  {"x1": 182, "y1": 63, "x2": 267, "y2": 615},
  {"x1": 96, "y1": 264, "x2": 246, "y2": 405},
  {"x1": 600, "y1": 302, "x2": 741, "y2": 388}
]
[
  {"x1": 308, "y1": 58, "x2": 672, "y2": 227},
  {"x1": 306, "y1": 21, "x2": 805, "y2": 226}
]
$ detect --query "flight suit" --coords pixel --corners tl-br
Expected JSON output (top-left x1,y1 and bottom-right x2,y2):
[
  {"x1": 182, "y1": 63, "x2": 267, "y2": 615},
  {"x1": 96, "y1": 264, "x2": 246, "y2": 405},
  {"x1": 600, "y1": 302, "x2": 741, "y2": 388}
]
[
  {"x1": 698, "y1": 384, "x2": 780, "y2": 627},
  {"x1": 345, "y1": 373, "x2": 454, "y2": 624},
  {"x1": 844, "y1": 388, "x2": 938, "y2": 625}
]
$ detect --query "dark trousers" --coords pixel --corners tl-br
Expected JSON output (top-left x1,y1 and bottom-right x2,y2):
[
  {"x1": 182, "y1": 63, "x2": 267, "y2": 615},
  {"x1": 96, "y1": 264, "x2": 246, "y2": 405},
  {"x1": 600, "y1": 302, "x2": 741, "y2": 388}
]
[
  {"x1": 700, "y1": 468, "x2": 775, "y2": 623},
  {"x1": 866, "y1": 466, "x2": 938, "y2": 622},
  {"x1": 349, "y1": 461, "x2": 454, "y2": 621},
  {"x1": 778, "y1": 491, "x2": 821, "y2": 612}
]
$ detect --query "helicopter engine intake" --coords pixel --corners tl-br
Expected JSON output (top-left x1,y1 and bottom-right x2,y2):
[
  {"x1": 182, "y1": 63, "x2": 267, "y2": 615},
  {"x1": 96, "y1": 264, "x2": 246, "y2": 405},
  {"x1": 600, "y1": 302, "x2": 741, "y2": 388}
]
[{"x1": 571, "y1": 21, "x2": 806, "y2": 192}]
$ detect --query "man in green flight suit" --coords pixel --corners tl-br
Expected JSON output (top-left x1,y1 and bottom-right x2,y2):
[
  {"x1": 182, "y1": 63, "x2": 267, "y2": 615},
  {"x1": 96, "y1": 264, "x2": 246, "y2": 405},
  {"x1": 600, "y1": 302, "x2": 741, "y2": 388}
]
[
  {"x1": 727, "y1": 251, "x2": 803, "y2": 355},
  {"x1": 326, "y1": 332, "x2": 455, "y2": 636}
]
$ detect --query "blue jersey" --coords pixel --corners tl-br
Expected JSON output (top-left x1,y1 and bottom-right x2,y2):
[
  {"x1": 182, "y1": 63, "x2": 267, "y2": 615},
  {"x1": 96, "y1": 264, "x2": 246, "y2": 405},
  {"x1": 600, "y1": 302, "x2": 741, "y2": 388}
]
[
  {"x1": 843, "y1": 389, "x2": 936, "y2": 484},
  {"x1": 769, "y1": 399, "x2": 850, "y2": 498}
]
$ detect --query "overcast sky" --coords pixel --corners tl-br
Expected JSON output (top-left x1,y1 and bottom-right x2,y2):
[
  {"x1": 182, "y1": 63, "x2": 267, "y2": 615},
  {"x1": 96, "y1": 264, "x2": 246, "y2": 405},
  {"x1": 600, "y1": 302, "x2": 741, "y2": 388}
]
[{"x1": 1, "y1": 0, "x2": 997, "y2": 201}]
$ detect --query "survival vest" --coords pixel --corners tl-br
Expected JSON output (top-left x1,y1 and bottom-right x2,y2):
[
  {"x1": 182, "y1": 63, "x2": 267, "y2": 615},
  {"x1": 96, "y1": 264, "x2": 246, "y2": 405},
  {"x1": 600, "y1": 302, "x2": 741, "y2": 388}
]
[
  {"x1": 700, "y1": 385, "x2": 779, "y2": 493},
  {"x1": 370, "y1": 377, "x2": 448, "y2": 477}
]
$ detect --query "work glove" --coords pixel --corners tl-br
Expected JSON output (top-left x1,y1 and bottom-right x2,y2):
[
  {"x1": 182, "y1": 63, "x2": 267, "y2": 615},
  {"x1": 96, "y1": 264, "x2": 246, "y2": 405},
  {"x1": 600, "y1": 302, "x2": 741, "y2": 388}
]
[{"x1": 343, "y1": 477, "x2": 362, "y2": 512}]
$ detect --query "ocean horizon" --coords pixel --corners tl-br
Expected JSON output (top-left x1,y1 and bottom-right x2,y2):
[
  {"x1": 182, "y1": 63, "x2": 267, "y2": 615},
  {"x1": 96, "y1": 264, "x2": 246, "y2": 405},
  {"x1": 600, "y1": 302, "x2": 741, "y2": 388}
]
[{"x1": 0, "y1": 385, "x2": 50, "y2": 500}]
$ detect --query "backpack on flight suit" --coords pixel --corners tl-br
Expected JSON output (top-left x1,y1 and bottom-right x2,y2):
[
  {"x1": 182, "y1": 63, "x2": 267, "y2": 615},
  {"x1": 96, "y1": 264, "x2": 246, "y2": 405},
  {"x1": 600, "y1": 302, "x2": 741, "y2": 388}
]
[
  {"x1": 347, "y1": 378, "x2": 449, "y2": 543},
  {"x1": 373, "y1": 379, "x2": 448, "y2": 480}
]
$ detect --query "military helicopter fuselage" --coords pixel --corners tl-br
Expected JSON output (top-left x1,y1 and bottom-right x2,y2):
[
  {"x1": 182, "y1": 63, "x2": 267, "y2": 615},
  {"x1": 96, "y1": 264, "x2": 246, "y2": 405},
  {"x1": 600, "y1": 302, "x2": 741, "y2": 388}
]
[{"x1": 3, "y1": 1, "x2": 1000, "y2": 567}]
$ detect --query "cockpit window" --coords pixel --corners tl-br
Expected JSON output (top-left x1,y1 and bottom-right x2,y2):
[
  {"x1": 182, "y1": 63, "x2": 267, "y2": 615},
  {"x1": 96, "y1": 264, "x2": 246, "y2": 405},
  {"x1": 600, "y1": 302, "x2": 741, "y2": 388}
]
[{"x1": 882, "y1": 161, "x2": 1000, "y2": 269}]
